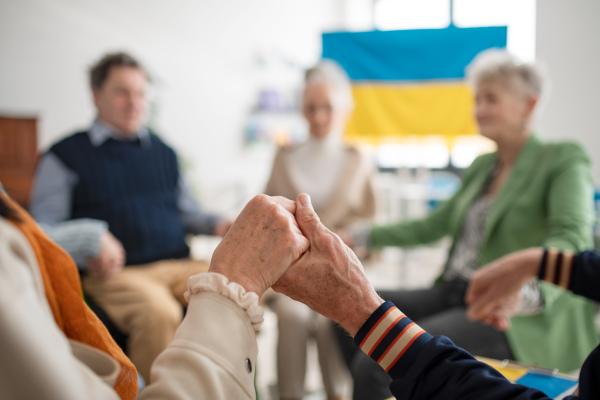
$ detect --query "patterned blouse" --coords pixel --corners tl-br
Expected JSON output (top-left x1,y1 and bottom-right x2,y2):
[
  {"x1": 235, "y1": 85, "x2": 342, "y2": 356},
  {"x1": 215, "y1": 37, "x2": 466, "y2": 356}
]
[
  {"x1": 444, "y1": 167, "x2": 543, "y2": 314},
  {"x1": 444, "y1": 194, "x2": 495, "y2": 281}
]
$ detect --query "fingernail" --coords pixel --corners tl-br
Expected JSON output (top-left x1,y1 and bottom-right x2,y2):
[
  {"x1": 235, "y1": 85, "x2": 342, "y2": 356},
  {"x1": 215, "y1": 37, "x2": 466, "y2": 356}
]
[{"x1": 299, "y1": 193, "x2": 311, "y2": 207}]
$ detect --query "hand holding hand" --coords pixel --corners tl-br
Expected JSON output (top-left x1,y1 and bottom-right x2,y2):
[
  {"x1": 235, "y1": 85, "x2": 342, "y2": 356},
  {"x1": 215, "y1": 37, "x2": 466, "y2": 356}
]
[
  {"x1": 335, "y1": 229, "x2": 355, "y2": 249},
  {"x1": 87, "y1": 231, "x2": 126, "y2": 280},
  {"x1": 478, "y1": 291, "x2": 522, "y2": 331},
  {"x1": 273, "y1": 194, "x2": 384, "y2": 336},
  {"x1": 465, "y1": 247, "x2": 543, "y2": 328},
  {"x1": 209, "y1": 195, "x2": 310, "y2": 298}
]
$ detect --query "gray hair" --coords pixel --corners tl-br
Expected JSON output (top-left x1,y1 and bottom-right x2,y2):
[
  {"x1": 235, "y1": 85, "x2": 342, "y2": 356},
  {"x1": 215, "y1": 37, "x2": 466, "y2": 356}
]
[
  {"x1": 466, "y1": 49, "x2": 544, "y2": 99},
  {"x1": 304, "y1": 60, "x2": 354, "y2": 111}
]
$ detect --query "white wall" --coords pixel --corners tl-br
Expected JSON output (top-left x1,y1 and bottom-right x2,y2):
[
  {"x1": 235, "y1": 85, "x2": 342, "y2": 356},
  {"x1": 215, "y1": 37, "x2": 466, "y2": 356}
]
[
  {"x1": 0, "y1": 0, "x2": 344, "y2": 214},
  {"x1": 536, "y1": 0, "x2": 600, "y2": 184}
]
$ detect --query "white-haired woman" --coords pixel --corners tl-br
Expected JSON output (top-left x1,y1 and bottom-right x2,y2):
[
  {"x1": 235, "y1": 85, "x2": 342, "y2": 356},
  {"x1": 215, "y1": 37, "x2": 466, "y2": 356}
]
[
  {"x1": 264, "y1": 60, "x2": 376, "y2": 400},
  {"x1": 338, "y1": 49, "x2": 597, "y2": 400}
]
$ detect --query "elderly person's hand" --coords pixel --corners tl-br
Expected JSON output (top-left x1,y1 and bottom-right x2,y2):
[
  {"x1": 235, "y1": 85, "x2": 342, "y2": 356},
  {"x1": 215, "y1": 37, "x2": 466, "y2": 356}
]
[
  {"x1": 273, "y1": 193, "x2": 384, "y2": 336},
  {"x1": 335, "y1": 229, "x2": 355, "y2": 248},
  {"x1": 208, "y1": 195, "x2": 310, "y2": 298},
  {"x1": 465, "y1": 247, "x2": 544, "y2": 330},
  {"x1": 87, "y1": 230, "x2": 125, "y2": 280},
  {"x1": 476, "y1": 291, "x2": 522, "y2": 331}
]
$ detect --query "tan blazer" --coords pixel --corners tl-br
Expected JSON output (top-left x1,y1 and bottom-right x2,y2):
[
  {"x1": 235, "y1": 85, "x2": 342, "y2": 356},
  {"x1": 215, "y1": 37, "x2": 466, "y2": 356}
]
[{"x1": 265, "y1": 146, "x2": 377, "y2": 230}]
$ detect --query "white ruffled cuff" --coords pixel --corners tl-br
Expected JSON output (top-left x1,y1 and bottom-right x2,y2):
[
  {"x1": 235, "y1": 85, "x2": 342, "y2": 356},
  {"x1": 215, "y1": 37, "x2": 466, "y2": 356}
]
[{"x1": 184, "y1": 272, "x2": 264, "y2": 332}]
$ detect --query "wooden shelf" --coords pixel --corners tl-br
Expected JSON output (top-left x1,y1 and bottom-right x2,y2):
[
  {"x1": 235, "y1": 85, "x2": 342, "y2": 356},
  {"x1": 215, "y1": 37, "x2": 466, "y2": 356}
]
[{"x1": 0, "y1": 116, "x2": 38, "y2": 208}]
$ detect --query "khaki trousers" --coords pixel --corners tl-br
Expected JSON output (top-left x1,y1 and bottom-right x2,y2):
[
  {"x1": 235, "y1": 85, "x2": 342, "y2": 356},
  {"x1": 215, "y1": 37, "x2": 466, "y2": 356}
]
[
  {"x1": 83, "y1": 258, "x2": 209, "y2": 382},
  {"x1": 268, "y1": 291, "x2": 351, "y2": 399}
]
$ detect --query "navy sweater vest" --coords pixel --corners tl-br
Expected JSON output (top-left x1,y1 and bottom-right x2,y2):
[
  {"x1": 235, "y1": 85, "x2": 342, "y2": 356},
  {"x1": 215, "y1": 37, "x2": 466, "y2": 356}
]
[{"x1": 50, "y1": 131, "x2": 189, "y2": 265}]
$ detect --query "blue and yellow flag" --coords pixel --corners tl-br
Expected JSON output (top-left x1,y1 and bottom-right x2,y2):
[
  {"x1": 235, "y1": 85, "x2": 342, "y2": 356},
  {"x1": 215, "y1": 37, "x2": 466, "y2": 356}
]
[{"x1": 322, "y1": 27, "x2": 507, "y2": 144}]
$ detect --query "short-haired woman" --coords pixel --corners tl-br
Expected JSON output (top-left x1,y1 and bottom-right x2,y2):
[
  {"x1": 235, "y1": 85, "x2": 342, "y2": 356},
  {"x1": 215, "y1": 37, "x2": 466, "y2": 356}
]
[
  {"x1": 341, "y1": 49, "x2": 597, "y2": 400},
  {"x1": 264, "y1": 60, "x2": 377, "y2": 400}
]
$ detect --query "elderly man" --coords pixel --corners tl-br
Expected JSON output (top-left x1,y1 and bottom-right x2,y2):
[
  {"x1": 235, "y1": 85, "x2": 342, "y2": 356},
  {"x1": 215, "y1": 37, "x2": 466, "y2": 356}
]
[{"x1": 29, "y1": 52, "x2": 231, "y2": 381}]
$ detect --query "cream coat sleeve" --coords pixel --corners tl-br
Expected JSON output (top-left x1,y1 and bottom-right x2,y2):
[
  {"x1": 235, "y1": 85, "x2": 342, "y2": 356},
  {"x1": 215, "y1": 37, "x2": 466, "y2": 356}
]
[
  {"x1": 0, "y1": 219, "x2": 119, "y2": 400},
  {"x1": 0, "y1": 218, "x2": 261, "y2": 399},
  {"x1": 140, "y1": 273, "x2": 261, "y2": 399}
]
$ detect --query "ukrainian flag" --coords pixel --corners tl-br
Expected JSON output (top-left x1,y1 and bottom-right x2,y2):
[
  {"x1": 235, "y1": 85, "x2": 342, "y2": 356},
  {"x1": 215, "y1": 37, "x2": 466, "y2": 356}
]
[{"x1": 322, "y1": 27, "x2": 507, "y2": 144}]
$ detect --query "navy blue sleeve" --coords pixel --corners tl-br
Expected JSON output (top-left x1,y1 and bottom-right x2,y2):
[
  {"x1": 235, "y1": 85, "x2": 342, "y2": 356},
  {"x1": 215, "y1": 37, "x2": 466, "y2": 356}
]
[
  {"x1": 355, "y1": 302, "x2": 581, "y2": 400},
  {"x1": 577, "y1": 345, "x2": 600, "y2": 399},
  {"x1": 389, "y1": 336, "x2": 553, "y2": 400},
  {"x1": 176, "y1": 175, "x2": 222, "y2": 236},
  {"x1": 539, "y1": 249, "x2": 600, "y2": 302}
]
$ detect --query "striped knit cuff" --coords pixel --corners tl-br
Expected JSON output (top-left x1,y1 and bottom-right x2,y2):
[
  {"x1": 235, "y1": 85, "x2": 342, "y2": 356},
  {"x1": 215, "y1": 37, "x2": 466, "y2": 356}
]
[
  {"x1": 354, "y1": 301, "x2": 432, "y2": 380},
  {"x1": 539, "y1": 247, "x2": 575, "y2": 290}
]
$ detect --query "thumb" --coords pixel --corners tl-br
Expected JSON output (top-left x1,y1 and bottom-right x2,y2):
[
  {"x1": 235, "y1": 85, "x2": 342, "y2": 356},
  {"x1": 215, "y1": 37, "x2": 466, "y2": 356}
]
[{"x1": 295, "y1": 193, "x2": 322, "y2": 241}]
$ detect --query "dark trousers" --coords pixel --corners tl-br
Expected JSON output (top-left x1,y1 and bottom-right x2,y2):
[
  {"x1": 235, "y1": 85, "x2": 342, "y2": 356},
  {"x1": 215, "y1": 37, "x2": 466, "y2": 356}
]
[{"x1": 335, "y1": 279, "x2": 514, "y2": 400}]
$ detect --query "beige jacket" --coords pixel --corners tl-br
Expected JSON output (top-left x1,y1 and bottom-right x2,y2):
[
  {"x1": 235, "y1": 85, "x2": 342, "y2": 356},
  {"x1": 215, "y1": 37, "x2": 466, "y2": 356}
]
[
  {"x1": 265, "y1": 146, "x2": 376, "y2": 230},
  {"x1": 0, "y1": 218, "x2": 261, "y2": 399}
]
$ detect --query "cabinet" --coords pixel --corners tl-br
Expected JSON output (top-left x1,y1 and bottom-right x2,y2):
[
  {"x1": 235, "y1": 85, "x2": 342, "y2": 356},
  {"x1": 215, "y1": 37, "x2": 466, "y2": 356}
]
[{"x1": 0, "y1": 116, "x2": 38, "y2": 208}]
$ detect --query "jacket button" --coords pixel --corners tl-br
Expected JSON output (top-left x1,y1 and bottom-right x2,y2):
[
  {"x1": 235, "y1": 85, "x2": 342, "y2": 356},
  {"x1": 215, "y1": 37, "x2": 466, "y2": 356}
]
[{"x1": 246, "y1": 358, "x2": 252, "y2": 373}]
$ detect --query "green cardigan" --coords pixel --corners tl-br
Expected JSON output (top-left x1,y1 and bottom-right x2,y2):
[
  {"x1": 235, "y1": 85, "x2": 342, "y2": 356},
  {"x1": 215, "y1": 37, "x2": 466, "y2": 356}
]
[{"x1": 370, "y1": 135, "x2": 598, "y2": 371}]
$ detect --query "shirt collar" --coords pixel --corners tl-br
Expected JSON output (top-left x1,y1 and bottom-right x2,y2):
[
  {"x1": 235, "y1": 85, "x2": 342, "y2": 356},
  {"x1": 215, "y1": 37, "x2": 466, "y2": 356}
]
[{"x1": 88, "y1": 118, "x2": 151, "y2": 147}]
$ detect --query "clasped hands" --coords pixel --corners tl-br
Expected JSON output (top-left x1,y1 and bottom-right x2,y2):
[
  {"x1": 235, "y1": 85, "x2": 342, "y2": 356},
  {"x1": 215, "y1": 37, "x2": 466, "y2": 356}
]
[
  {"x1": 208, "y1": 193, "x2": 540, "y2": 336},
  {"x1": 208, "y1": 193, "x2": 384, "y2": 336},
  {"x1": 465, "y1": 248, "x2": 543, "y2": 331}
]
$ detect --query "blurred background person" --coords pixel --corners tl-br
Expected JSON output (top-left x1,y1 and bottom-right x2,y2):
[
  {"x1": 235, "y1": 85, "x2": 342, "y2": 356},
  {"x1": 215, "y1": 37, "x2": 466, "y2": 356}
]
[
  {"x1": 29, "y1": 52, "x2": 232, "y2": 383},
  {"x1": 264, "y1": 60, "x2": 377, "y2": 400},
  {"x1": 339, "y1": 49, "x2": 597, "y2": 400}
]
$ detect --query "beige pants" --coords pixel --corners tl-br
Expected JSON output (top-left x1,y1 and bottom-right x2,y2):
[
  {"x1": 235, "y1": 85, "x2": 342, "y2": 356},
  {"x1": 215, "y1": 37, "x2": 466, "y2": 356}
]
[
  {"x1": 83, "y1": 258, "x2": 209, "y2": 382},
  {"x1": 268, "y1": 291, "x2": 351, "y2": 399}
]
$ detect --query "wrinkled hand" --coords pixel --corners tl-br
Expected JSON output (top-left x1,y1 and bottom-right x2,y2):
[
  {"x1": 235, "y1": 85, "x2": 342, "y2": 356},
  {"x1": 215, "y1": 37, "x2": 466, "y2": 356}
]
[
  {"x1": 213, "y1": 219, "x2": 233, "y2": 238},
  {"x1": 465, "y1": 247, "x2": 543, "y2": 329},
  {"x1": 337, "y1": 228, "x2": 372, "y2": 259},
  {"x1": 87, "y1": 231, "x2": 126, "y2": 280},
  {"x1": 335, "y1": 229, "x2": 355, "y2": 249},
  {"x1": 209, "y1": 195, "x2": 310, "y2": 298},
  {"x1": 478, "y1": 291, "x2": 522, "y2": 331},
  {"x1": 273, "y1": 194, "x2": 384, "y2": 336}
]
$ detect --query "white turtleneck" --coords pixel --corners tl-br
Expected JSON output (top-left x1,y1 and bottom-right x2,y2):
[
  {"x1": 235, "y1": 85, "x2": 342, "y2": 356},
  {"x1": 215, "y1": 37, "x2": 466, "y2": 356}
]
[{"x1": 286, "y1": 133, "x2": 347, "y2": 212}]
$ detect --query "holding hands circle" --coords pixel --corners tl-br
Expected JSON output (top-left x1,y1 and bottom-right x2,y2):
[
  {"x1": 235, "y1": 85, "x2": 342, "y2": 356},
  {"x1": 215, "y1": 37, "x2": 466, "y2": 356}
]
[
  {"x1": 208, "y1": 193, "x2": 383, "y2": 336},
  {"x1": 208, "y1": 195, "x2": 310, "y2": 298}
]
